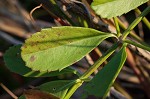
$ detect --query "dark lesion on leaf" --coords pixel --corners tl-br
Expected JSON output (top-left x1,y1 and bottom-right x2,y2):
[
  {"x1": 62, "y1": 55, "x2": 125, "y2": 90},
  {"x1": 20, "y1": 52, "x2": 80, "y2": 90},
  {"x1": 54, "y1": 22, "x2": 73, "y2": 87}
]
[
  {"x1": 30, "y1": 42, "x2": 37, "y2": 46},
  {"x1": 30, "y1": 55, "x2": 36, "y2": 62},
  {"x1": 22, "y1": 45, "x2": 27, "y2": 49},
  {"x1": 56, "y1": 32, "x2": 61, "y2": 36},
  {"x1": 41, "y1": 34, "x2": 46, "y2": 38}
]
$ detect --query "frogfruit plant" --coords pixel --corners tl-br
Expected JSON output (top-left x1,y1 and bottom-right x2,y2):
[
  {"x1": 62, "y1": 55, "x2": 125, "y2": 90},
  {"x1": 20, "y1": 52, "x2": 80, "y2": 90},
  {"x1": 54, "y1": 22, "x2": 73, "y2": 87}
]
[{"x1": 4, "y1": 0, "x2": 150, "y2": 99}]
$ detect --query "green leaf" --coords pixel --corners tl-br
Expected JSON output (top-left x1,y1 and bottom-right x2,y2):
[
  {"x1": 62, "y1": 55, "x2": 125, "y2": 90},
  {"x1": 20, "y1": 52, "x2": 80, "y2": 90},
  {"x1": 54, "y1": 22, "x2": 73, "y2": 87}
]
[
  {"x1": 91, "y1": 0, "x2": 148, "y2": 18},
  {"x1": 19, "y1": 89, "x2": 60, "y2": 99},
  {"x1": 21, "y1": 26, "x2": 115, "y2": 72},
  {"x1": 4, "y1": 45, "x2": 77, "y2": 77},
  {"x1": 19, "y1": 80, "x2": 74, "y2": 99},
  {"x1": 83, "y1": 44, "x2": 127, "y2": 98},
  {"x1": 38, "y1": 80, "x2": 75, "y2": 99}
]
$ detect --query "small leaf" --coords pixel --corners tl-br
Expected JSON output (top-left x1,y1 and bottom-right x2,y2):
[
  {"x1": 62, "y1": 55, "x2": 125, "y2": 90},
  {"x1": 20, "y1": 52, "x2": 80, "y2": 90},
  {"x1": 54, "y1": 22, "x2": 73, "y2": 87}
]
[
  {"x1": 91, "y1": 0, "x2": 148, "y2": 18},
  {"x1": 38, "y1": 80, "x2": 75, "y2": 99},
  {"x1": 19, "y1": 80, "x2": 74, "y2": 99},
  {"x1": 21, "y1": 26, "x2": 115, "y2": 72},
  {"x1": 83, "y1": 44, "x2": 127, "y2": 98},
  {"x1": 4, "y1": 45, "x2": 77, "y2": 77}
]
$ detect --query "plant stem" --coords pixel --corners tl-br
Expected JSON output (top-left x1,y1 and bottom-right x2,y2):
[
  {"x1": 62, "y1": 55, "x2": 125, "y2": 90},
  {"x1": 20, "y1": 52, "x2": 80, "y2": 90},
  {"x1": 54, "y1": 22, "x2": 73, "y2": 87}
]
[
  {"x1": 0, "y1": 83, "x2": 18, "y2": 99},
  {"x1": 122, "y1": 6, "x2": 150, "y2": 40},
  {"x1": 64, "y1": 79, "x2": 83, "y2": 99},
  {"x1": 64, "y1": 42, "x2": 120, "y2": 99},
  {"x1": 117, "y1": 18, "x2": 143, "y2": 42},
  {"x1": 23, "y1": 71, "x2": 35, "y2": 77},
  {"x1": 134, "y1": 8, "x2": 150, "y2": 30},
  {"x1": 113, "y1": 17, "x2": 121, "y2": 37},
  {"x1": 124, "y1": 39, "x2": 150, "y2": 52},
  {"x1": 80, "y1": 42, "x2": 119, "y2": 80}
]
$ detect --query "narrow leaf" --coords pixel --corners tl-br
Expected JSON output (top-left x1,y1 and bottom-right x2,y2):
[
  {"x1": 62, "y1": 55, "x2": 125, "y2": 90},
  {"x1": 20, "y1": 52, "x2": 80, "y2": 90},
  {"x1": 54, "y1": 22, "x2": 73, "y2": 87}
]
[
  {"x1": 83, "y1": 44, "x2": 127, "y2": 98},
  {"x1": 21, "y1": 26, "x2": 115, "y2": 72},
  {"x1": 4, "y1": 45, "x2": 77, "y2": 77},
  {"x1": 91, "y1": 0, "x2": 148, "y2": 18}
]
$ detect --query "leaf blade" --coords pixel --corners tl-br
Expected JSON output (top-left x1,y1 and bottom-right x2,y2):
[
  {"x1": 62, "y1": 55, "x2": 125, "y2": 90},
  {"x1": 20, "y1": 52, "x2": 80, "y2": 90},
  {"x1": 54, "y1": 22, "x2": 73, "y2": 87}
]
[
  {"x1": 91, "y1": 0, "x2": 148, "y2": 18},
  {"x1": 21, "y1": 26, "x2": 115, "y2": 72},
  {"x1": 19, "y1": 80, "x2": 74, "y2": 99},
  {"x1": 4, "y1": 45, "x2": 77, "y2": 77},
  {"x1": 38, "y1": 80, "x2": 75, "y2": 99},
  {"x1": 83, "y1": 44, "x2": 127, "y2": 98}
]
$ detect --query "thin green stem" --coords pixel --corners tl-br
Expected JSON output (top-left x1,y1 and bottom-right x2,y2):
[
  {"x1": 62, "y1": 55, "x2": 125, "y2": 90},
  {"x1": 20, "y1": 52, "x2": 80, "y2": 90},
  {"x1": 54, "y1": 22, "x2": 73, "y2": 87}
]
[
  {"x1": 135, "y1": 8, "x2": 150, "y2": 30},
  {"x1": 122, "y1": 6, "x2": 150, "y2": 40},
  {"x1": 63, "y1": 42, "x2": 120, "y2": 99},
  {"x1": 80, "y1": 42, "x2": 119, "y2": 80},
  {"x1": 124, "y1": 39, "x2": 150, "y2": 52},
  {"x1": 117, "y1": 18, "x2": 143, "y2": 42},
  {"x1": 64, "y1": 79, "x2": 83, "y2": 99},
  {"x1": 113, "y1": 17, "x2": 121, "y2": 37},
  {"x1": 24, "y1": 71, "x2": 35, "y2": 77}
]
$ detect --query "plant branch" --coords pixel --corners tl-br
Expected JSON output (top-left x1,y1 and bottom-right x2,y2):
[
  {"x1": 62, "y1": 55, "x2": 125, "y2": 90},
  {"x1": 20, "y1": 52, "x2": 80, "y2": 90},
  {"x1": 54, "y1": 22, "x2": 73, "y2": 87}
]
[
  {"x1": 134, "y1": 8, "x2": 150, "y2": 30},
  {"x1": 64, "y1": 79, "x2": 83, "y2": 99},
  {"x1": 113, "y1": 17, "x2": 121, "y2": 37},
  {"x1": 124, "y1": 39, "x2": 150, "y2": 52},
  {"x1": 80, "y1": 42, "x2": 119, "y2": 80},
  {"x1": 0, "y1": 82, "x2": 18, "y2": 99},
  {"x1": 122, "y1": 6, "x2": 150, "y2": 40},
  {"x1": 117, "y1": 18, "x2": 143, "y2": 42},
  {"x1": 64, "y1": 42, "x2": 120, "y2": 99}
]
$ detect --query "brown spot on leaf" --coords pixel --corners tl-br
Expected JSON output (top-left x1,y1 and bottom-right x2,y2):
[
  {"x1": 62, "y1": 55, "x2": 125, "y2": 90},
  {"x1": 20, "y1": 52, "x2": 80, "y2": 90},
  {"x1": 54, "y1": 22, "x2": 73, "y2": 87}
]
[
  {"x1": 22, "y1": 45, "x2": 27, "y2": 49},
  {"x1": 30, "y1": 55, "x2": 36, "y2": 62},
  {"x1": 36, "y1": 41, "x2": 40, "y2": 43},
  {"x1": 41, "y1": 35, "x2": 46, "y2": 38},
  {"x1": 30, "y1": 42, "x2": 37, "y2": 46},
  {"x1": 57, "y1": 32, "x2": 61, "y2": 36},
  {"x1": 38, "y1": 47, "x2": 41, "y2": 50}
]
